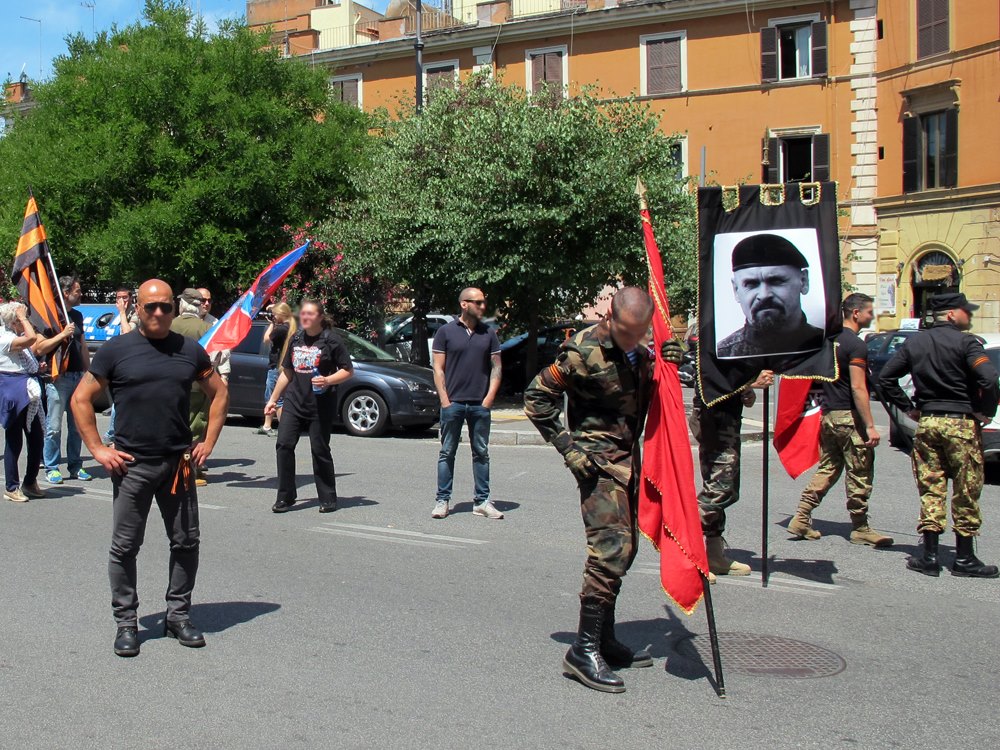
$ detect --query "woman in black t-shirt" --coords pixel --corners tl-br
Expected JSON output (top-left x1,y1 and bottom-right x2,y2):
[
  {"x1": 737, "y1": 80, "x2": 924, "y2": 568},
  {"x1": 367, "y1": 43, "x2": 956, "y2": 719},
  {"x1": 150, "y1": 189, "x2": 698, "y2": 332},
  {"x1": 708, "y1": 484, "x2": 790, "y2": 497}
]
[
  {"x1": 259, "y1": 302, "x2": 296, "y2": 436},
  {"x1": 265, "y1": 300, "x2": 353, "y2": 513}
]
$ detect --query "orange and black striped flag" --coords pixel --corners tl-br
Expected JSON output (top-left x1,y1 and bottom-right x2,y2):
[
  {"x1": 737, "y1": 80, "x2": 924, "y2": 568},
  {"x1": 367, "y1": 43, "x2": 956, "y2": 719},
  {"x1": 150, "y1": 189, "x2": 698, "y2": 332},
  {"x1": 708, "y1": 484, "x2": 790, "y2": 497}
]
[{"x1": 11, "y1": 195, "x2": 68, "y2": 377}]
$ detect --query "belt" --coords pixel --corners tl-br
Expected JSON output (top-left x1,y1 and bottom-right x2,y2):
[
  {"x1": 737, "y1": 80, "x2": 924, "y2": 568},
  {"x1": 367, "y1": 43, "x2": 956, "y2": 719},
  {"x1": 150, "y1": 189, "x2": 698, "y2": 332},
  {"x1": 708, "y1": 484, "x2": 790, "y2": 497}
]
[{"x1": 921, "y1": 412, "x2": 971, "y2": 420}]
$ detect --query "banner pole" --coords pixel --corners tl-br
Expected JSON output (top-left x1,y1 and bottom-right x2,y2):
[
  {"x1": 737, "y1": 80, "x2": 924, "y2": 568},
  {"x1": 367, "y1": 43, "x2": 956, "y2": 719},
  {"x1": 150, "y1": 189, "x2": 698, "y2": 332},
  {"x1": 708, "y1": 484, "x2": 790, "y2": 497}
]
[
  {"x1": 702, "y1": 573, "x2": 726, "y2": 698},
  {"x1": 761, "y1": 385, "x2": 771, "y2": 588}
]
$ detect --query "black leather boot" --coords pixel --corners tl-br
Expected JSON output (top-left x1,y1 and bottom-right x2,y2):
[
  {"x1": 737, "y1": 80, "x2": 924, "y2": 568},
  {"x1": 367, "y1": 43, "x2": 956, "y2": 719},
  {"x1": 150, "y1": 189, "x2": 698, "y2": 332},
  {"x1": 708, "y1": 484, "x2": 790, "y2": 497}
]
[
  {"x1": 952, "y1": 534, "x2": 999, "y2": 578},
  {"x1": 114, "y1": 626, "x2": 140, "y2": 657},
  {"x1": 906, "y1": 532, "x2": 940, "y2": 577},
  {"x1": 601, "y1": 602, "x2": 652, "y2": 669},
  {"x1": 563, "y1": 600, "x2": 625, "y2": 693},
  {"x1": 165, "y1": 619, "x2": 206, "y2": 648}
]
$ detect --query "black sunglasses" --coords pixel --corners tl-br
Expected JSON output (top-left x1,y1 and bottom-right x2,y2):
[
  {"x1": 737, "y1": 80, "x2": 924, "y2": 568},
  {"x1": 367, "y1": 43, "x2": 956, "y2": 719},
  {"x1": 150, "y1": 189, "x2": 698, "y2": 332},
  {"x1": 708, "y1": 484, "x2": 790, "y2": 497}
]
[
  {"x1": 143, "y1": 302, "x2": 174, "y2": 314},
  {"x1": 463, "y1": 299, "x2": 487, "y2": 306}
]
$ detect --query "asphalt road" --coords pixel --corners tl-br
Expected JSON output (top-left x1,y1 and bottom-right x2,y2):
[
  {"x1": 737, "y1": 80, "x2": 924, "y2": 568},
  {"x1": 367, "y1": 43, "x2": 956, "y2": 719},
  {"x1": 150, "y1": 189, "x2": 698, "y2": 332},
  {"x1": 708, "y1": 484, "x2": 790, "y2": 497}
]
[{"x1": 2, "y1": 415, "x2": 998, "y2": 749}]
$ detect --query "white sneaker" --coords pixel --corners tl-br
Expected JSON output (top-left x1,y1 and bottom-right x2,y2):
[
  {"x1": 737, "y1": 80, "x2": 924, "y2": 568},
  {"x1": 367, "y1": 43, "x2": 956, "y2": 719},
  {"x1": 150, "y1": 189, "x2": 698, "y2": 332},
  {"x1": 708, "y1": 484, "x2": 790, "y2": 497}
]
[
  {"x1": 4, "y1": 488, "x2": 29, "y2": 503},
  {"x1": 431, "y1": 501, "x2": 449, "y2": 519},
  {"x1": 472, "y1": 502, "x2": 504, "y2": 520}
]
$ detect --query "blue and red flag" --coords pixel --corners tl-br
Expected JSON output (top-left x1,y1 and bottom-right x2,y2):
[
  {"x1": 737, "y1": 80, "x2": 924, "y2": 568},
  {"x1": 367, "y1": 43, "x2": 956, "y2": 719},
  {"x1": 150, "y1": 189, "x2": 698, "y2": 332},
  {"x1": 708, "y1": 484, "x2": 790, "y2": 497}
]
[{"x1": 200, "y1": 241, "x2": 310, "y2": 353}]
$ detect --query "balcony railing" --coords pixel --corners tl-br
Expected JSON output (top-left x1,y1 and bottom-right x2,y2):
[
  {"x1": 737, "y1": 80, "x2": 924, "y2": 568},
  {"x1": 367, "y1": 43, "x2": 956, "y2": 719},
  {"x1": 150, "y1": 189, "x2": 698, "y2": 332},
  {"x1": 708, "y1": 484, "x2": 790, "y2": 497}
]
[
  {"x1": 511, "y1": 0, "x2": 587, "y2": 18},
  {"x1": 317, "y1": 22, "x2": 381, "y2": 50}
]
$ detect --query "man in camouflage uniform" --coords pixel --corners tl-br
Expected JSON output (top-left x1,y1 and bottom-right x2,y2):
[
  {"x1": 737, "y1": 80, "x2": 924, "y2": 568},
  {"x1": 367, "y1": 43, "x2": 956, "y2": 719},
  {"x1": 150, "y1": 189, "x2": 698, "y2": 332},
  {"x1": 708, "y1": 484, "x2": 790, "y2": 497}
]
[
  {"x1": 525, "y1": 287, "x2": 682, "y2": 693},
  {"x1": 879, "y1": 292, "x2": 999, "y2": 578},
  {"x1": 789, "y1": 293, "x2": 892, "y2": 546},
  {"x1": 690, "y1": 364, "x2": 773, "y2": 579}
]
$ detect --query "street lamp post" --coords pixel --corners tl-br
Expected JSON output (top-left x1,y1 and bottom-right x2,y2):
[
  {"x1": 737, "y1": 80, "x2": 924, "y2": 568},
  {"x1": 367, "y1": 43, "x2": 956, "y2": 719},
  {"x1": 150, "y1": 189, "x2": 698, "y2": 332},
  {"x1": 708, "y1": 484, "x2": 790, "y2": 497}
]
[
  {"x1": 414, "y1": 0, "x2": 424, "y2": 113},
  {"x1": 20, "y1": 16, "x2": 42, "y2": 80}
]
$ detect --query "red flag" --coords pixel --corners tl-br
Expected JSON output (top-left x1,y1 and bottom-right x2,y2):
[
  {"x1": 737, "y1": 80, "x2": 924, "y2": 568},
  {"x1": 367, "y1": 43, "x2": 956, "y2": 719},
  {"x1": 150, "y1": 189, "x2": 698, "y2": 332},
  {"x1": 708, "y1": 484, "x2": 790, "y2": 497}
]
[
  {"x1": 637, "y1": 180, "x2": 708, "y2": 615},
  {"x1": 773, "y1": 377, "x2": 822, "y2": 479}
]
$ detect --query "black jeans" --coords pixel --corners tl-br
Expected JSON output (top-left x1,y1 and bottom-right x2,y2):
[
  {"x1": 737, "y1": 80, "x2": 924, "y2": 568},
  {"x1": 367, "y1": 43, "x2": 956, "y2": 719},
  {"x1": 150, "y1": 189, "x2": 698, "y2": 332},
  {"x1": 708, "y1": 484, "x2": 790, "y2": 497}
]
[
  {"x1": 275, "y1": 408, "x2": 337, "y2": 506},
  {"x1": 4, "y1": 410, "x2": 43, "y2": 491},
  {"x1": 109, "y1": 454, "x2": 200, "y2": 627}
]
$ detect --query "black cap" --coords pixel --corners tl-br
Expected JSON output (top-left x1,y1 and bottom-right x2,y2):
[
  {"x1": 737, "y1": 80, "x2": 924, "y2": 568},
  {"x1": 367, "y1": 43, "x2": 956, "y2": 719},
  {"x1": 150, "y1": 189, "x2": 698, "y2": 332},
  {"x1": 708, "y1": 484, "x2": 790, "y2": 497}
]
[
  {"x1": 731, "y1": 233, "x2": 808, "y2": 272},
  {"x1": 928, "y1": 292, "x2": 978, "y2": 313}
]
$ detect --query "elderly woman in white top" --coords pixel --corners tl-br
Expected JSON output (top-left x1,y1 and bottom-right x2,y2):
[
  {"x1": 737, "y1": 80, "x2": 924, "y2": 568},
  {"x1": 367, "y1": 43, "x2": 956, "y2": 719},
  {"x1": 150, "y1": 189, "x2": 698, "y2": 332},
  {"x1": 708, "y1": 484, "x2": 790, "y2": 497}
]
[{"x1": 0, "y1": 302, "x2": 45, "y2": 502}]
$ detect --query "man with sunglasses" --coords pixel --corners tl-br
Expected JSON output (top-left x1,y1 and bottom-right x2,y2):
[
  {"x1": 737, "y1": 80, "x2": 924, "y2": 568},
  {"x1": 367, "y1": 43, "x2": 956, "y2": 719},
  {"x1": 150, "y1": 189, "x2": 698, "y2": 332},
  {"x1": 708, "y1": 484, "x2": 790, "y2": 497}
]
[
  {"x1": 430, "y1": 288, "x2": 503, "y2": 520},
  {"x1": 72, "y1": 280, "x2": 229, "y2": 658}
]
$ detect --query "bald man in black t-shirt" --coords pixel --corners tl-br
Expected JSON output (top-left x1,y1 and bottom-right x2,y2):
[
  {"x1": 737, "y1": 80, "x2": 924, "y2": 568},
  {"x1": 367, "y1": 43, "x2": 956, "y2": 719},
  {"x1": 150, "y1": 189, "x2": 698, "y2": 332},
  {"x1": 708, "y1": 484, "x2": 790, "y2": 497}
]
[{"x1": 72, "y1": 279, "x2": 229, "y2": 658}]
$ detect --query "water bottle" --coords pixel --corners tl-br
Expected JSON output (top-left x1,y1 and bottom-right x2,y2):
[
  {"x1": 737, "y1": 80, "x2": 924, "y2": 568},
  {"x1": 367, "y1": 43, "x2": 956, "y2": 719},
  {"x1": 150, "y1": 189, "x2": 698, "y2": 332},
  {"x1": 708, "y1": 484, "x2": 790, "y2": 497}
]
[{"x1": 312, "y1": 366, "x2": 328, "y2": 395}]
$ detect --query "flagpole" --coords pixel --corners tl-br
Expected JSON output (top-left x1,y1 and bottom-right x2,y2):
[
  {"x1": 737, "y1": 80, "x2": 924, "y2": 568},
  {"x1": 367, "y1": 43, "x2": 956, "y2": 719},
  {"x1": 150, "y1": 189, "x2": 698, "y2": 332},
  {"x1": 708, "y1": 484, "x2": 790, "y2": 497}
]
[
  {"x1": 26, "y1": 187, "x2": 71, "y2": 326},
  {"x1": 701, "y1": 573, "x2": 726, "y2": 698},
  {"x1": 761, "y1": 385, "x2": 771, "y2": 588}
]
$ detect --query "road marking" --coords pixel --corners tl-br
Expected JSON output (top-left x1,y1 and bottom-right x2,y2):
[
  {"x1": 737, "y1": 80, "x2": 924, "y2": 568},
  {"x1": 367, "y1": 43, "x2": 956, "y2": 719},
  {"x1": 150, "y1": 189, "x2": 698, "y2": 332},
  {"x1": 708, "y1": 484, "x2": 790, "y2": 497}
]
[
  {"x1": 634, "y1": 564, "x2": 840, "y2": 597},
  {"x1": 308, "y1": 522, "x2": 488, "y2": 549},
  {"x1": 44, "y1": 485, "x2": 226, "y2": 509}
]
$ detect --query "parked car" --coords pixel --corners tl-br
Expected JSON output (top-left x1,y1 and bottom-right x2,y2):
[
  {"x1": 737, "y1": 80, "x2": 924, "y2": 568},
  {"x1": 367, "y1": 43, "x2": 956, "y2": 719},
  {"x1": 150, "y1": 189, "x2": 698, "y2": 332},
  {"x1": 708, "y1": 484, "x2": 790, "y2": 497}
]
[
  {"x1": 229, "y1": 321, "x2": 439, "y2": 437},
  {"x1": 382, "y1": 314, "x2": 454, "y2": 362},
  {"x1": 500, "y1": 321, "x2": 598, "y2": 394},
  {"x1": 78, "y1": 303, "x2": 126, "y2": 356},
  {"x1": 871, "y1": 329, "x2": 998, "y2": 459}
]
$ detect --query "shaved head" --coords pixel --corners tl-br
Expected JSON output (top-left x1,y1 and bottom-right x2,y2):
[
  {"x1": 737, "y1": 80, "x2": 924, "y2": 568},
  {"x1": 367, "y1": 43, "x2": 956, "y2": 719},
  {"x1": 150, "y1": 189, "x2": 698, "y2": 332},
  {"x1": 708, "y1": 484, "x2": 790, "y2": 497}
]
[
  {"x1": 611, "y1": 287, "x2": 654, "y2": 324},
  {"x1": 137, "y1": 279, "x2": 174, "y2": 304},
  {"x1": 459, "y1": 287, "x2": 482, "y2": 305},
  {"x1": 136, "y1": 279, "x2": 175, "y2": 339},
  {"x1": 458, "y1": 287, "x2": 487, "y2": 323}
]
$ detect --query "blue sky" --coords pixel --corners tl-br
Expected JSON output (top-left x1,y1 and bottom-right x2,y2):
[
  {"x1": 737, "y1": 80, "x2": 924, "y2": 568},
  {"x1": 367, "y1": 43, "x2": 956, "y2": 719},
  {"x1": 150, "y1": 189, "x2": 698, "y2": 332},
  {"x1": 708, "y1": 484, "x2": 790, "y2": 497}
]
[{"x1": 2, "y1": 0, "x2": 247, "y2": 83}]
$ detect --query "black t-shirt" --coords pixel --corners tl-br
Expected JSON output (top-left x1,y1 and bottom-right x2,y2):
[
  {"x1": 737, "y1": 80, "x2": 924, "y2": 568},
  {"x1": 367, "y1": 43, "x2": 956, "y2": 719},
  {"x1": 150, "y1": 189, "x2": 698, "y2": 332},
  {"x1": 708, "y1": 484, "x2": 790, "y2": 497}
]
[
  {"x1": 280, "y1": 328, "x2": 353, "y2": 418},
  {"x1": 44, "y1": 308, "x2": 86, "y2": 373},
  {"x1": 821, "y1": 329, "x2": 868, "y2": 412},
  {"x1": 90, "y1": 330, "x2": 213, "y2": 459},
  {"x1": 431, "y1": 319, "x2": 501, "y2": 403},
  {"x1": 268, "y1": 323, "x2": 289, "y2": 368}
]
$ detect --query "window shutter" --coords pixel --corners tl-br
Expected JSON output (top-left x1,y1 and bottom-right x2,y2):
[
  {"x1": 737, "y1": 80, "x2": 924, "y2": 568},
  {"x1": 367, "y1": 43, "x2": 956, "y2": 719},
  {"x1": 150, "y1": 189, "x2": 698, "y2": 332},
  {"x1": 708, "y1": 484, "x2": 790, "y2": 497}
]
[
  {"x1": 330, "y1": 80, "x2": 344, "y2": 102},
  {"x1": 943, "y1": 108, "x2": 958, "y2": 188},
  {"x1": 811, "y1": 21, "x2": 828, "y2": 78},
  {"x1": 761, "y1": 26, "x2": 778, "y2": 83},
  {"x1": 902, "y1": 117, "x2": 920, "y2": 193},
  {"x1": 811, "y1": 133, "x2": 830, "y2": 181},
  {"x1": 647, "y1": 38, "x2": 681, "y2": 95},
  {"x1": 917, "y1": 0, "x2": 949, "y2": 58},
  {"x1": 931, "y1": 0, "x2": 949, "y2": 56},
  {"x1": 531, "y1": 54, "x2": 544, "y2": 89},
  {"x1": 544, "y1": 52, "x2": 563, "y2": 86},
  {"x1": 766, "y1": 137, "x2": 780, "y2": 183},
  {"x1": 427, "y1": 65, "x2": 456, "y2": 91},
  {"x1": 342, "y1": 78, "x2": 358, "y2": 107}
]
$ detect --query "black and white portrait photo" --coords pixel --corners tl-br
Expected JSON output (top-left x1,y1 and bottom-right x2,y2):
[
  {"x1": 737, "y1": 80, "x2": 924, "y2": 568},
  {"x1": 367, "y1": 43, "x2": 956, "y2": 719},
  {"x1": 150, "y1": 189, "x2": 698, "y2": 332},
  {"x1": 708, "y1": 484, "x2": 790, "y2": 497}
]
[{"x1": 712, "y1": 228, "x2": 827, "y2": 359}]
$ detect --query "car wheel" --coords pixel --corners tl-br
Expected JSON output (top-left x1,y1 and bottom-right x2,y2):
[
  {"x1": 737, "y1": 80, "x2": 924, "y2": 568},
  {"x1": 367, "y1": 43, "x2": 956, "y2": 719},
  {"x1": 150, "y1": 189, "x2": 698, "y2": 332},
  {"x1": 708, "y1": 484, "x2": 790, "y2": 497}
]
[{"x1": 342, "y1": 390, "x2": 389, "y2": 437}]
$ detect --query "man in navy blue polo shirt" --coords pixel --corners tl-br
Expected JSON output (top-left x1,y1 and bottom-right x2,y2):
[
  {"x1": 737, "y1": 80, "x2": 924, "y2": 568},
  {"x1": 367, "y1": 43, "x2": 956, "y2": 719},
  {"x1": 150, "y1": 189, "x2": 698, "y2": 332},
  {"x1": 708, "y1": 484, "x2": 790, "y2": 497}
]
[{"x1": 431, "y1": 288, "x2": 503, "y2": 520}]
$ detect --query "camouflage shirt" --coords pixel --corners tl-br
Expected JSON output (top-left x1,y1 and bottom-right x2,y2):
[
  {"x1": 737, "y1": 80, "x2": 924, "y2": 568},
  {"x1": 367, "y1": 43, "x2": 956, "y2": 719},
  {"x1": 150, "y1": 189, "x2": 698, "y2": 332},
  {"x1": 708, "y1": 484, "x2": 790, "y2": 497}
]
[{"x1": 524, "y1": 321, "x2": 652, "y2": 484}]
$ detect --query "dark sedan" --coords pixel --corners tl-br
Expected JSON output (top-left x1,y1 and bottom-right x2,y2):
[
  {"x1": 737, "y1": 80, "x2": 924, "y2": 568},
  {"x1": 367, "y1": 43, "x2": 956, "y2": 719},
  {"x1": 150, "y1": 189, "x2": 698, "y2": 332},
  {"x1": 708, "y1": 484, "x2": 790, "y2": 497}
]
[
  {"x1": 500, "y1": 321, "x2": 598, "y2": 394},
  {"x1": 229, "y1": 322, "x2": 439, "y2": 437}
]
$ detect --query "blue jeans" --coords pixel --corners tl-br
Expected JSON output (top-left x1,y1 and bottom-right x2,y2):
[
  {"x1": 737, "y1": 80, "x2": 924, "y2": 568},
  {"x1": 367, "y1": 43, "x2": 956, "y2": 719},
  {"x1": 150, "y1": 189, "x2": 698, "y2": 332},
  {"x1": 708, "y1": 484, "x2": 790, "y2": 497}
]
[
  {"x1": 264, "y1": 367, "x2": 283, "y2": 407},
  {"x1": 44, "y1": 371, "x2": 83, "y2": 474},
  {"x1": 436, "y1": 402, "x2": 491, "y2": 504},
  {"x1": 105, "y1": 405, "x2": 117, "y2": 444}
]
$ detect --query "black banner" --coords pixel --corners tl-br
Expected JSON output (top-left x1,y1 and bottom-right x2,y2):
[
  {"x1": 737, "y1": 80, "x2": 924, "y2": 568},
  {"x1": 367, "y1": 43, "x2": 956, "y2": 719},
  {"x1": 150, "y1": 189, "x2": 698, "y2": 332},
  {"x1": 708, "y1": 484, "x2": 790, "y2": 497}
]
[{"x1": 697, "y1": 183, "x2": 841, "y2": 406}]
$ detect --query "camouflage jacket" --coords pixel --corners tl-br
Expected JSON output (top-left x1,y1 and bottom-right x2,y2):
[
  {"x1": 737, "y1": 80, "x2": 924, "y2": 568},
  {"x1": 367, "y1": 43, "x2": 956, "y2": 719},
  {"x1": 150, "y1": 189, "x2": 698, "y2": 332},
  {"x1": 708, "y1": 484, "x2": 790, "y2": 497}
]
[{"x1": 524, "y1": 321, "x2": 653, "y2": 484}]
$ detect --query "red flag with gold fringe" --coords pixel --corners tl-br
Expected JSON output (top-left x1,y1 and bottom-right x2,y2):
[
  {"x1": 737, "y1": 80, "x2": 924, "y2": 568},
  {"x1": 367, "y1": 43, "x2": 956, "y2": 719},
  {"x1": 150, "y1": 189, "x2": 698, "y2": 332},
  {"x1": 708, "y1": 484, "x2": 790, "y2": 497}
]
[
  {"x1": 11, "y1": 195, "x2": 69, "y2": 378},
  {"x1": 637, "y1": 180, "x2": 709, "y2": 615}
]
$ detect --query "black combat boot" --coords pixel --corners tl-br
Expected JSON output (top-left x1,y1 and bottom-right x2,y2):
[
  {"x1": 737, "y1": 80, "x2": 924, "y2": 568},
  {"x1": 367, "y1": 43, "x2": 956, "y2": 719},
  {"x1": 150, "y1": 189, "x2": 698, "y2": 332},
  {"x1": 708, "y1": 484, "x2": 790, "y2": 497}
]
[
  {"x1": 951, "y1": 534, "x2": 999, "y2": 578},
  {"x1": 601, "y1": 601, "x2": 653, "y2": 669},
  {"x1": 113, "y1": 626, "x2": 140, "y2": 657},
  {"x1": 563, "y1": 600, "x2": 625, "y2": 693},
  {"x1": 906, "y1": 532, "x2": 940, "y2": 577}
]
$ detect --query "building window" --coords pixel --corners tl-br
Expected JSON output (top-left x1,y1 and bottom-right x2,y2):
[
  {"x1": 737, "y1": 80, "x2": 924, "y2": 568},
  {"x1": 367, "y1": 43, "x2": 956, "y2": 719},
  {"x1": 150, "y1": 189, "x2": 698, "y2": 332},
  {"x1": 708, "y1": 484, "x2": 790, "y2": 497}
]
[
  {"x1": 903, "y1": 109, "x2": 957, "y2": 192},
  {"x1": 639, "y1": 32, "x2": 686, "y2": 96},
  {"x1": 761, "y1": 16, "x2": 827, "y2": 82},
  {"x1": 668, "y1": 137, "x2": 688, "y2": 178},
  {"x1": 424, "y1": 61, "x2": 459, "y2": 95},
  {"x1": 763, "y1": 132, "x2": 830, "y2": 183},
  {"x1": 917, "y1": 0, "x2": 949, "y2": 59},
  {"x1": 330, "y1": 74, "x2": 362, "y2": 109},
  {"x1": 526, "y1": 46, "x2": 567, "y2": 97}
]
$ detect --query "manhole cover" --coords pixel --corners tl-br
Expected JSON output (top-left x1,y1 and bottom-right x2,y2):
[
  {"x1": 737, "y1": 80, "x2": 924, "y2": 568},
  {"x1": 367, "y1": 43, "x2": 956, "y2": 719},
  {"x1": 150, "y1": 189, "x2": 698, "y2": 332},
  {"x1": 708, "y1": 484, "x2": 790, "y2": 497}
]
[{"x1": 676, "y1": 632, "x2": 846, "y2": 679}]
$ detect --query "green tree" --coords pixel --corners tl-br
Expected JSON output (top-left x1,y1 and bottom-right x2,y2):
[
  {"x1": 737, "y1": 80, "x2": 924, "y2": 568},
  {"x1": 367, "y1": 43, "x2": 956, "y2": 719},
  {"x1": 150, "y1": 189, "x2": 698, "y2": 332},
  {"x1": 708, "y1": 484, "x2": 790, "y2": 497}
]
[
  {"x1": 323, "y1": 74, "x2": 695, "y2": 371},
  {"x1": 0, "y1": 0, "x2": 368, "y2": 294}
]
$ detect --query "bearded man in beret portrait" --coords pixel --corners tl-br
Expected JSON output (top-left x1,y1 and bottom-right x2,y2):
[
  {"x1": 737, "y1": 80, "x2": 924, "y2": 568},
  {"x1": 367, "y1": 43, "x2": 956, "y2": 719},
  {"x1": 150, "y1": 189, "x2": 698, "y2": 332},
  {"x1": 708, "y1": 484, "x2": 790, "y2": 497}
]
[{"x1": 717, "y1": 233, "x2": 825, "y2": 358}]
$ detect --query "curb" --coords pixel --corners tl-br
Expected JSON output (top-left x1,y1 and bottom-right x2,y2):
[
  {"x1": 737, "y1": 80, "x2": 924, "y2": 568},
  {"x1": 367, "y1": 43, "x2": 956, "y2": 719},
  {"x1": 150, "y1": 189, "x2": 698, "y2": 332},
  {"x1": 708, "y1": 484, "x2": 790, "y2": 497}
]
[{"x1": 459, "y1": 430, "x2": 547, "y2": 446}]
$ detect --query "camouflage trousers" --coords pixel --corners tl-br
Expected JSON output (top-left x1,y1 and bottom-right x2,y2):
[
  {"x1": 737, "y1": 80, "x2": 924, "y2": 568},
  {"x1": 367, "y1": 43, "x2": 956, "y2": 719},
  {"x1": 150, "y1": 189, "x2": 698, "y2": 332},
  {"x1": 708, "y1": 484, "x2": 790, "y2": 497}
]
[
  {"x1": 578, "y1": 467, "x2": 638, "y2": 604},
  {"x1": 912, "y1": 416, "x2": 984, "y2": 536},
  {"x1": 689, "y1": 404, "x2": 741, "y2": 538},
  {"x1": 799, "y1": 411, "x2": 873, "y2": 522}
]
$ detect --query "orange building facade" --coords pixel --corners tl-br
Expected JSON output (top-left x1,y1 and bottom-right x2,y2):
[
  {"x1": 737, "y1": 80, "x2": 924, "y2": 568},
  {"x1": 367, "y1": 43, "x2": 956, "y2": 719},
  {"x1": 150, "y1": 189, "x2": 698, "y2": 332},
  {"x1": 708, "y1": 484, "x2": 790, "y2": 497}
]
[{"x1": 249, "y1": 0, "x2": 999, "y2": 331}]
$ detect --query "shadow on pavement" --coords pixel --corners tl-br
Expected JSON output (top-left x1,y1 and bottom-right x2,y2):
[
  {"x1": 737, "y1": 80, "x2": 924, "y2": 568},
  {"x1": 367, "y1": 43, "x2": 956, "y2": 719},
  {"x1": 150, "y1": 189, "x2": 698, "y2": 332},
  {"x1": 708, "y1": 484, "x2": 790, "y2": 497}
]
[
  {"x1": 551, "y1": 606, "x2": 699, "y2": 667},
  {"x1": 218, "y1": 472, "x2": 355, "y2": 490},
  {"x1": 284, "y1": 495, "x2": 376, "y2": 511},
  {"x1": 138, "y1": 600, "x2": 281, "y2": 641},
  {"x1": 449, "y1": 500, "x2": 521, "y2": 514}
]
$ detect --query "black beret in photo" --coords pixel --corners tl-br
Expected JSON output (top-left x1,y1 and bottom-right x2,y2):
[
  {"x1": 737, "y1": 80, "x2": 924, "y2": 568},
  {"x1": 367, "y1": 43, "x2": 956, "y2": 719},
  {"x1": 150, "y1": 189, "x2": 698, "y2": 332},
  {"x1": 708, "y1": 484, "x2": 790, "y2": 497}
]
[
  {"x1": 731, "y1": 233, "x2": 809, "y2": 272},
  {"x1": 928, "y1": 292, "x2": 979, "y2": 313}
]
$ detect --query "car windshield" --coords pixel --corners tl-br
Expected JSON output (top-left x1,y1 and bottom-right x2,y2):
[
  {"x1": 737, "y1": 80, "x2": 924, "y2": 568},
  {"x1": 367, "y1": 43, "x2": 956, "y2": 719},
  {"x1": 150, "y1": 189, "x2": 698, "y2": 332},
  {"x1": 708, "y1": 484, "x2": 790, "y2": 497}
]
[{"x1": 336, "y1": 328, "x2": 396, "y2": 362}]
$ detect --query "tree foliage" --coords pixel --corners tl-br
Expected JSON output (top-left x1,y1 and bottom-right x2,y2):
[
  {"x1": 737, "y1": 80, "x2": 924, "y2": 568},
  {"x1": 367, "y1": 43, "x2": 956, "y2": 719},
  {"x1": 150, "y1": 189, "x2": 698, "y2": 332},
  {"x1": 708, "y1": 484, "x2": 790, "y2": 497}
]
[
  {"x1": 320, "y1": 74, "x2": 696, "y2": 367},
  {"x1": 0, "y1": 0, "x2": 368, "y2": 293}
]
